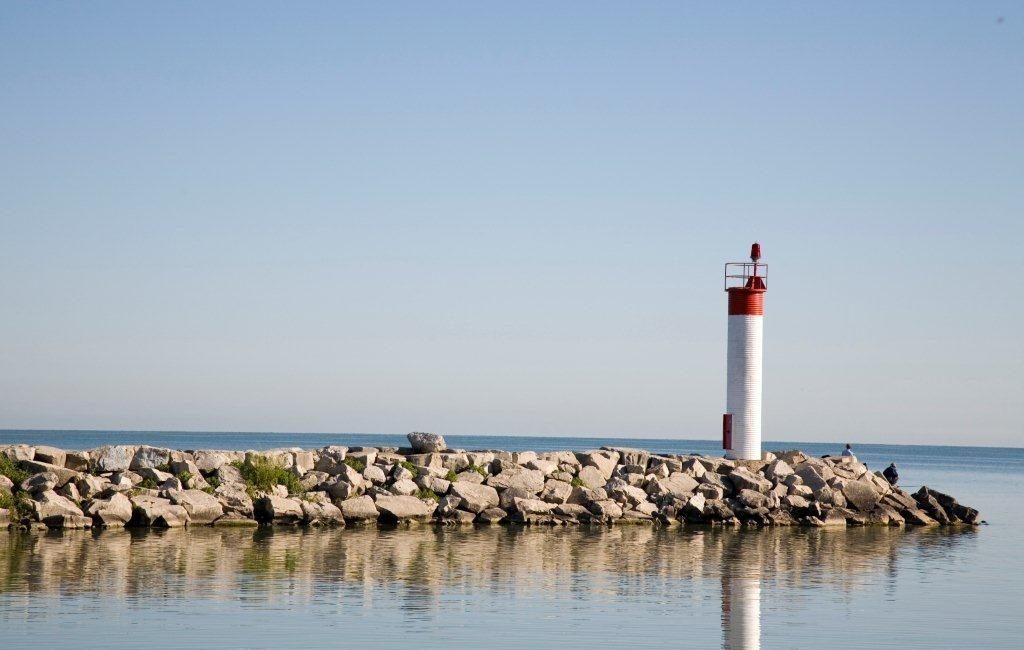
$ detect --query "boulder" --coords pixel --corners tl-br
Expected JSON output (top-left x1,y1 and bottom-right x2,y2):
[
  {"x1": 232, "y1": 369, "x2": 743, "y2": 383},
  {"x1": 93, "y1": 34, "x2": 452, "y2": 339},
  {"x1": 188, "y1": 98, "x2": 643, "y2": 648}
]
[
  {"x1": 589, "y1": 499, "x2": 624, "y2": 521},
  {"x1": 576, "y1": 451, "x2": 619, "y2": 480},
  {"x1": 130, "y1": 446, "x2": 171, "y2": 471},
  {"x1": 390, "y1": 479, "x2": 419, "y2": 496},
  {"x1": 0, "y1": 475, "x2": 12, "y2": 491},
  {"x1": 44, "y1": 514, "x2": 93, "y2": 529},
  {"x1": 486, "y1": 468, "x2": 545, "y2": 493},
  {"x1": 363, "y1": 465, "x2": 387, "y2": 483},
  {"x1": 300, "y1": 499, "x2": 344, "y2": 525},
  {"x1": 374, "y1": 495, "x2": 434, "y2": 522},
  {"x1": 130, "y1": 494, "x2": 190, "y2": 527},
  {"x1": 407, "y1": 431, "x2": 447, "y2": 453},
  {"x1": 32, "y1": 490, "x2": 84, "y2": 521},
  {"x1": 169, "y1": 489, "x2": 224, "y2": 525},
  {"x1": 513, "y1": 498, "x2": 556, "y2": 516},
  {"x1": 602, "y1": 447, "x2": 649, "y2": 468},
  {"x1": 215, "y1": 484, "x2": 254, "y2": 517},
  {"x1": 647, "y1": 474, "x2": 700, "y2": 500},
  {"x1": 841, "y1": 480, "x2": 882, "y2": 513},
  {"x1": 728, "y1": 467, "x2": 772, "y2": 494},
  {"x1": 33, "y1": 446, "x2": 66, "y2": 468},
  {"x1": 576, "y1": 466, "x2": 607, "y2": 489},
  {"x1": 499, "y1": 487, "x2": 536, "y2": 510},
  {"x1": 93, "y1": 445, "x2": 136, "y2": 472},
  {"x1": 477, "y1": 507, "x2": 507, "y2": 524},
  {"x1": 85, "y1": 492, "x2": 133, "y2": 527},
  {"x1": 194, "y1": 451, "x2": 232, "y2": 473},
  {"x1": 21, "y1": 471, "x2": 59, "y2": 494},
  {"x1": 539, "y1": 479, "x2": 573, "y2": 504},
  {"x1": 20, "y1": 460, "x2": 80, "y2": 487},
  {"x1": 338, "y1": 495, "x2": 379, "y2": 523},
  {"x1": 214, "y1": 464, "x2": 244, "y2": 485},
  {"x1": 736, "y1": 489, "x2": 770, "y2": 509},
  {"x1": 793, "y1": 462, "x2": 834, "y2": 493},
  {"x1": 62, "y1": 452, "x2": 90, "y2": 472},
  {"x1": 450, "y1": 482, "x2": 499, "y2": 514},
  {"x1": 525, "y1": 459, "x2": 559, "y2": 475},
  {"x1": 254, "y1": 495, "x2": 304, "y2": 525},
  {"x1": 763, "y1": 459, "x2": 794, "y2": 483}
]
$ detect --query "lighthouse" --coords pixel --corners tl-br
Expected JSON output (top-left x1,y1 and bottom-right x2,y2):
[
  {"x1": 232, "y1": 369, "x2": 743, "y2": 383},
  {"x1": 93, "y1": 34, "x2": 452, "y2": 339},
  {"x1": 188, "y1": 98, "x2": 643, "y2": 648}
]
[{"x1": 723, "y1": 243, "x2": 767, "y2": 461}]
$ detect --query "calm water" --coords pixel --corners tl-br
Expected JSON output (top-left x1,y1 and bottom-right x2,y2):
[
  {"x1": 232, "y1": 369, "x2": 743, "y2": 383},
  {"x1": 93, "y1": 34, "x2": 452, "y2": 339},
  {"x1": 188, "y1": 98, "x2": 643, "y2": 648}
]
[{"x1": 2, "y1": 431, "x2": 1022, "y2": 649}]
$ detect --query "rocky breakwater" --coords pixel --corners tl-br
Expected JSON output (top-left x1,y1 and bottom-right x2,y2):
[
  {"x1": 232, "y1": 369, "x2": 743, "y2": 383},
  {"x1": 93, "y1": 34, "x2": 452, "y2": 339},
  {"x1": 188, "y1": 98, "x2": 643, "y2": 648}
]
[{"x1": 0, "y1": 434, "x2": 980, "y2": 531}]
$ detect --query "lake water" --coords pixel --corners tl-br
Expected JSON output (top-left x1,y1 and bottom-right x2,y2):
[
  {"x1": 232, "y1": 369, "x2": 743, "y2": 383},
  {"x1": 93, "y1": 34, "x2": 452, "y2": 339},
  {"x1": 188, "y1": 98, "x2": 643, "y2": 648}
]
[{"x1": 2, "y1": 431, "x2": 1022, "y2": 649}]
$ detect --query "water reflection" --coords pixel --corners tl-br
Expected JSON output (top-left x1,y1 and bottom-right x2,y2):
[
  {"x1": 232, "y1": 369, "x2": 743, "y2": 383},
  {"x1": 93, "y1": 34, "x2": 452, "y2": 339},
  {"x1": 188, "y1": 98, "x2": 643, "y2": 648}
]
[{"x1": 0, "y1": 525, "x2": 976, "y2": 649}]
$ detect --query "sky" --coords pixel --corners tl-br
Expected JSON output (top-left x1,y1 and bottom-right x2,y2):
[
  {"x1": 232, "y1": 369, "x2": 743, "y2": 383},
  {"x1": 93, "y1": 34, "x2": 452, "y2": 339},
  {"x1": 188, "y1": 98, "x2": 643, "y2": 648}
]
[{"x1": 1, "y1": 3, "x2": 1022, "y2": 446}]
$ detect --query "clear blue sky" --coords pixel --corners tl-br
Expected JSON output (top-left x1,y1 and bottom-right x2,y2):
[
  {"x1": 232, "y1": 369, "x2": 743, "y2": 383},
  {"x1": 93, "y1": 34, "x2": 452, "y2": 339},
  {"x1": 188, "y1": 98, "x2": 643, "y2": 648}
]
[{"x1": 2, "y1": 3, "x2": 1021, "y2": 446}]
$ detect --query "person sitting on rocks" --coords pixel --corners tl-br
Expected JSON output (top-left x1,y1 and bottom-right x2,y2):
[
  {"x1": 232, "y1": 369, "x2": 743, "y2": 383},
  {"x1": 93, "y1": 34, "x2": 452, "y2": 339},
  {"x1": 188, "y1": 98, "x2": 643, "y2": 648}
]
[
  {"x1": 883, "y1": 463, "x2": 899, "y2": 486},
  {"x1": 841, "y1": 443, "x2": 857, "y2": 462}
]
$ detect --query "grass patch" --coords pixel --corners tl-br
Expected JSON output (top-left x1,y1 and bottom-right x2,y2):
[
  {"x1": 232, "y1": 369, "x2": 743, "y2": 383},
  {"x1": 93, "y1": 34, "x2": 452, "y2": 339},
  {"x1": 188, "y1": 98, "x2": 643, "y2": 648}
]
[
  {"x1": 0, "y1": 489, "x2": 33, "y2": 520},
  {"x1": 396, "y1": 460, "x2": 419, "y2": 477},
  {"x1": 0, "y1": 455, "x2": 30, "y2": 484},
  {"x1": 343, "y1": 457, "x2": 366, "y2": 473},
  {"x1": 445, "y1": 469, "x2": 458, "y2": 482},
  {"x1": 201, "y1": 486, "x2": 216, "y2": 495},
  {"x1": 206, "y1": 476, "x2": 221, "y2": 490},
  {"x1": 467, "y1": 464, "x2": 489, "y2": 477},
  {"x1": 154, "y1": 463, "x2": 171, "y2": 473},
  {"x1": 415, "y1": 489, "x2": 439, "y2": 502},
  {"x1": 236, "y1": 456, "x2": 305, "y2": 496},
  {"x1": 570, "y1": 477, "x2": 585, "y2": 488},
  {"x1": 176, "y1": 470, "x2": 193, "y2": 486},
  {"x1": 139, "y1": 477, "x2": 159, "y2": 489}
]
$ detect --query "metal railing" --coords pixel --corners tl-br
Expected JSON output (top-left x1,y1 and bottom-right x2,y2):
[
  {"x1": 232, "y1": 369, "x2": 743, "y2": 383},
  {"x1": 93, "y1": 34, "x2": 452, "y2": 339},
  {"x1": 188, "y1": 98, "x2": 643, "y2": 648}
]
[{"x1": 724, "y1": 262, "x2": 768, "y2": 291}]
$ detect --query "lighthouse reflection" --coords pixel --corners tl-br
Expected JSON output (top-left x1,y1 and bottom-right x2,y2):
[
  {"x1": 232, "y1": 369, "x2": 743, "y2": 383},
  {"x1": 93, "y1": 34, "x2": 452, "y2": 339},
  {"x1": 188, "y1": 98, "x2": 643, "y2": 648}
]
[{"x1": 0, "y1": 524, "x2": 974, "y2": 648}]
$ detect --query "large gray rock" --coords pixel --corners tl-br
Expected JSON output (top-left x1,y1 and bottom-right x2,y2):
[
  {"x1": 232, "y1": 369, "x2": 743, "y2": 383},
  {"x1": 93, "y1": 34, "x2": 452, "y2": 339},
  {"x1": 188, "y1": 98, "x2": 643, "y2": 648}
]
[
  {"x1": 477, "y1": 507, "x2": 507, "y2": 524},
  {"x1": 33, "y1": 446, "x2": 66, "y2": 468},
  {"x1": 32, "y1": 490, "x2": 84, "y2": 521},
  {"x1": 93, "y1": 446, "x2": 136, "y2": 473},
  {"x1": 647, "y1": 474, "x2": 700, "y2": 500},
  {"x1": 85, "y1": 492, "x2": 133, "y2": 527},
  {"x1": 407, "y1": 431, "x2": 447, "y2": 453},
  {"x1": 576, "y1": 451, "x2": 619, "y2": 480},
  {"x1": 589, "y1": 499, "x2": 624, "y2": 521},
  {"x1": 576, "y1": 466, "x2": 606, "y2": 489},
  {"x1": 763, "y1": 459, "x2": 794, "y2": 483},
  {"x1": 539, "y1": 479, "x2": 573, "y2": 504},
  {"x1": 169, "y1": 489, "x2": 224, "y2": 524},
  {"x1": 728, "y1": 467, "x2": 772, "y2": 494},
  {"x1": 486, "y1": 468, "x2": 545, "y2": 493},
  {"x1": 20, "y1": 460, "x2": 80, "y2": 487},
  {"x1": 300, "y1": 499, "x2": 344, "y2": 525},
  {"x1": 841, "y1": 480, "x2": 882, "y2": 513},
  {"x1": 130, "y1": 494, "x2": 190, "y2": 527},
  {"x1": 450, "y1": 482, "x2": 499, "y2": 513},
  {"x1": 64, "y1": 450, "x2": 91, "y2": 472},
  {"x1": 339, "y1": 495, "x2": 379, "y2": 523},
  {"x1": 793, "y1": 462, "x2": 834, "y2": 493},
  {"x1": 130, "y1": 446, "x2": 171, "y2": 471},
  {"x1": 215, "y1": 484, "x2": 254, "y2": 517},
  {"x1": 254, "y1": 495, "x2": 304, "y2": 525},
  {"x1": 391, "y1": 478, "x2": 419, "y2": 496},
  {"x1": 194, "y1": 451, "x2": 232, "y2": 473},
  {"x1": 21, "y1": 471, "x2": 58, "y2": 494},
  {"x1": 374, "y1": 495, "x2": 434, "y2": 522}
]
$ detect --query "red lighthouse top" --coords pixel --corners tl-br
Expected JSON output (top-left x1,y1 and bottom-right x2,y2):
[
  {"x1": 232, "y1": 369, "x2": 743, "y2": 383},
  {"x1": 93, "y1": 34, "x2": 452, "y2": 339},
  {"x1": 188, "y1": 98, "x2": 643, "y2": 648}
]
[{"x1": 725, "y1": 242, "x2": 767, "y2": 315}]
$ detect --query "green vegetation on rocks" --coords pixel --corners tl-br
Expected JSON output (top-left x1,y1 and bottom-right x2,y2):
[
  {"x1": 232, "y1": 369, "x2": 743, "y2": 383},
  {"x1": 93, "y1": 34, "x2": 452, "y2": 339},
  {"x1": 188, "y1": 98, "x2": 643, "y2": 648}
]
[
  {"x1": 0, "y1": 455, "x2": 30, "y2": 484},
  {"x1": 233, "y1": 457, "x2": 305, "y2": 496},
  {"x1": 343, "y1": 457, "x2": 365, "y2": 473}
]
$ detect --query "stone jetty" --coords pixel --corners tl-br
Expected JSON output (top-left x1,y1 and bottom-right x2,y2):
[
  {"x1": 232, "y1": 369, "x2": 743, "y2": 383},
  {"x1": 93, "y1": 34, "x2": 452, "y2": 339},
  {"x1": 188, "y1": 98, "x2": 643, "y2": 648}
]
[{"x1": 0, "y1": 433, "x2": 979, "y2": 531}]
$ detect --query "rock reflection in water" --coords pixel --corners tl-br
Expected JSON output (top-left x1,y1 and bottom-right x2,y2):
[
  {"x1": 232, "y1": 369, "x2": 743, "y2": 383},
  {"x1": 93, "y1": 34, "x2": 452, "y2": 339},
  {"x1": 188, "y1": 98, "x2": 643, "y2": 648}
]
[{"x1": 0, "y1": 526, "x2": 976, "y2": 649}]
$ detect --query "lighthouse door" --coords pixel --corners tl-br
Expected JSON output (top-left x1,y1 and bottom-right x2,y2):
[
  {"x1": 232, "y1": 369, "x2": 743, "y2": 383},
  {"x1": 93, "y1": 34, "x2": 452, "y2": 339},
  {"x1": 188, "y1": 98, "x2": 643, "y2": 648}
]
[{"x1": 722, "y1": 414, "x2": 733, "y2": 450}]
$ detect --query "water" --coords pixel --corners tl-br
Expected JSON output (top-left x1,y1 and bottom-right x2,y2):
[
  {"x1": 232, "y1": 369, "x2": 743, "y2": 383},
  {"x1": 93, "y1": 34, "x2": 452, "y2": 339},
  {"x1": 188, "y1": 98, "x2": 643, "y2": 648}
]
[{"x1": 2, "y1": 431, "x2": 1022, "y2": 649}]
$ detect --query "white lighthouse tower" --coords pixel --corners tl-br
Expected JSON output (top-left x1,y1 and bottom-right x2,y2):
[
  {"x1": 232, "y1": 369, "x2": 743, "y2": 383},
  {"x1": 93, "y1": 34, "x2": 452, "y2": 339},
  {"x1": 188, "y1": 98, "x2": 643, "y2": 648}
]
[{"x1": 723, "y1": 243, "x2": 767, "y2": 461}]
